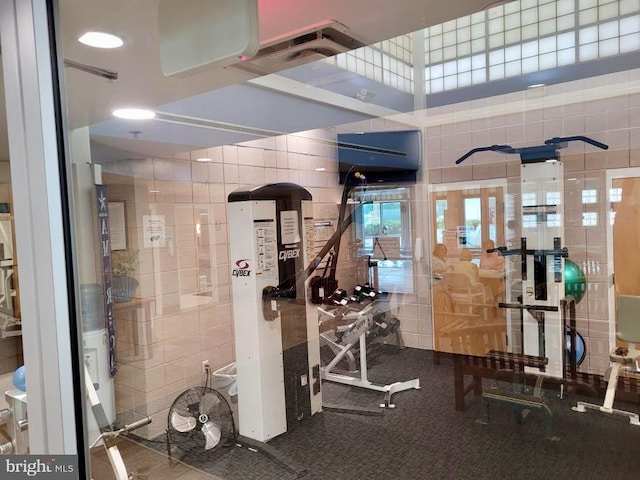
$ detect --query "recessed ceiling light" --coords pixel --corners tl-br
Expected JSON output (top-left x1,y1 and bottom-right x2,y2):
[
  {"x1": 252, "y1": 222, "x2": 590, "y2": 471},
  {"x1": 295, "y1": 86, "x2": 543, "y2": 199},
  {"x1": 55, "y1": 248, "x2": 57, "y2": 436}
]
[
  {"x1": 196, "y1": 158, "x2": 212, "y2": 162},
  {"x1": 315, "y1": 167, "x2": 326, "y2": 171},
  {"x1": 528, "y1": 83, "x2": 546, "y2": 89},
  {"x1": 78, "y1": 31, "x2": 124, "y2": 49},
  {"x1": 112, "y1": 108, "x2": 155, "y2": 120},
  {"x1": 149, "y1": 190, "x2": 160, "y2": 193}
]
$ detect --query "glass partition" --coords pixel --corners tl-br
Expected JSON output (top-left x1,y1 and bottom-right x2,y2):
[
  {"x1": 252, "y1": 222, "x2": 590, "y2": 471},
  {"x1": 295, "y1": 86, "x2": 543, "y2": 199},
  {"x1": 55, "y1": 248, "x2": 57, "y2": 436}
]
[{"x1": 56, "y1": 1, "x2": 640, "y2": 479}]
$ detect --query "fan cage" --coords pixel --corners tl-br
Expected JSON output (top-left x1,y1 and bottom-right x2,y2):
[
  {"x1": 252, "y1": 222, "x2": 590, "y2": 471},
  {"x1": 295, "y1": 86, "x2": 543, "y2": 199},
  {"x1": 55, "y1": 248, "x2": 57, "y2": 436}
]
[{"x1": 166, "y1": 386, "x2": 236, "y2": 453}]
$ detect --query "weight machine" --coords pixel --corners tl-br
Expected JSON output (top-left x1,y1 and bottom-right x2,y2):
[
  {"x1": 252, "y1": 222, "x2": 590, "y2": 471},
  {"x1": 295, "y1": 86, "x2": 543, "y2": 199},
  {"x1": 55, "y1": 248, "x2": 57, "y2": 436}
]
[
  {"x1": 318, "y1": 295, "x2": 419, "y2": 409},
  {"x1": 455, "y1": 136, "x2": 608, "y2": 437},
  {"x1": 0, "y1": 389, "x2": 28, "y2": 454},
  {"x1": 457, "y1": 136, "x2": 608, "y2": 378},
  {"x1": 227, "y1": 171, "x2": 421, "y2": 439}
]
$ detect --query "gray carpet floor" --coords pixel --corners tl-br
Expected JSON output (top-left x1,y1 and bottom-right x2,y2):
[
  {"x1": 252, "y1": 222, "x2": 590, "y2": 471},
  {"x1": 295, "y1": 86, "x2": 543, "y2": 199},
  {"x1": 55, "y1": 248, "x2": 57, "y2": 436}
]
[{"x1": 151, "y1": 347, "x2": 640, "y2": 480}]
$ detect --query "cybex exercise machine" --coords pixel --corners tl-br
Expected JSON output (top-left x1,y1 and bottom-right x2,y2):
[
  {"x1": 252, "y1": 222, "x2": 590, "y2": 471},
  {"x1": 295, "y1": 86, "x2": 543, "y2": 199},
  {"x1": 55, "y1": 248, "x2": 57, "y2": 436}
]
[
  {"x1": 228, "y1": 183, "x2": 319, "y2": 443},
  {"x1": 228, "y1": 174, "x2": 421, "y2": 443},
  {"x1": 457, "y1": 136, "x2": 607, "y2": 378},
  {"x1": 456, "y1": 136, "x2": 608, "y2": 437}
]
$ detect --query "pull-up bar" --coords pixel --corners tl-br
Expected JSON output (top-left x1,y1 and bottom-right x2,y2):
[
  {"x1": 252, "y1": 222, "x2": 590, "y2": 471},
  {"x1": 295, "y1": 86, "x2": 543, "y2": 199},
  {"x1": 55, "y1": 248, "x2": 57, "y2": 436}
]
[{"x1": 456, "y1": 136, "x2": 608, "y2": 165}]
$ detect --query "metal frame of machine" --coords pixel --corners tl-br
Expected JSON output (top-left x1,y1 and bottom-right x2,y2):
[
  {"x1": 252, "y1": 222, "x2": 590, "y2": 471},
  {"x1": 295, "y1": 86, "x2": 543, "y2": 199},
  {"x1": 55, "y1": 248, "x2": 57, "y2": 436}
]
[{"x1": 318, "y1": 302, "x2": 420, "y2": 408}]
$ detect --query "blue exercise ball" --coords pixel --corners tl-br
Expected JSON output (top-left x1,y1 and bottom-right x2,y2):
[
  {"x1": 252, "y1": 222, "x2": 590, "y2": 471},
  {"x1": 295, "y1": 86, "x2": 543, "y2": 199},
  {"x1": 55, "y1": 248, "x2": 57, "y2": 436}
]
[
  {"x1": 12, "y1": 365, "x2": 26, "y2": 391},
  {"x1": 565, "y1": 329, "x2": 586, "y2": 366},
  {"x1": 564, "y1": 259, "x2": 587, "y2": 304}
]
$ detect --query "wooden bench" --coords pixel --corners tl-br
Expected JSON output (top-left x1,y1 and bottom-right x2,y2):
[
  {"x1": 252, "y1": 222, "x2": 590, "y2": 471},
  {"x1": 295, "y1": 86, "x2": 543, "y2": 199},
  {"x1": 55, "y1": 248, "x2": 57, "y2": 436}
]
[{"x1": 453, "y1": 350, "x2": 548, "y2": 411}]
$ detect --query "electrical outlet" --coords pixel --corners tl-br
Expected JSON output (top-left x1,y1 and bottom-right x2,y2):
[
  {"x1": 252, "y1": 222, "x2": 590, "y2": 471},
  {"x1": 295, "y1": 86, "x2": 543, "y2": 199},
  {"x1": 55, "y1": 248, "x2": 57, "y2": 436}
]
[{"x1": 201, "y1": 360, "x2": 210, "y2": 374}]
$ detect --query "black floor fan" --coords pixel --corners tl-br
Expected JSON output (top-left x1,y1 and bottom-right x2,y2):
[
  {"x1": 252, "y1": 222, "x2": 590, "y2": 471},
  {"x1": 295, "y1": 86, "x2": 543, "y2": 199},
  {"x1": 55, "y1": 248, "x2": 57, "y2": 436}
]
[{"x1": 166, "y1": 371, "x2": 236, "y2": 459}]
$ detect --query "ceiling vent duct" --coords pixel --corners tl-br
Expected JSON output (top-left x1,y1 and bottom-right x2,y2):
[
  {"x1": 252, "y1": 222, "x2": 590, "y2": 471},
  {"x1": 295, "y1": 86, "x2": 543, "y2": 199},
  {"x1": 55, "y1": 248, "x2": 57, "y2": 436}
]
[{"x1": 231, "y1": 20, "x2": 366, "y2": 76}]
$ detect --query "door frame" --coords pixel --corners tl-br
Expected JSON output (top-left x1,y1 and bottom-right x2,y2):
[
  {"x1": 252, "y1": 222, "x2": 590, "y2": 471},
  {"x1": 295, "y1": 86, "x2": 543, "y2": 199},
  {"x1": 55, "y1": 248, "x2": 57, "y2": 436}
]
[
  {"x1": 0, "y1": 0, "x2": 81, "y2": 456},
  {"x1": 605, "y1": 166, "x2": 640, "y2": 347}
]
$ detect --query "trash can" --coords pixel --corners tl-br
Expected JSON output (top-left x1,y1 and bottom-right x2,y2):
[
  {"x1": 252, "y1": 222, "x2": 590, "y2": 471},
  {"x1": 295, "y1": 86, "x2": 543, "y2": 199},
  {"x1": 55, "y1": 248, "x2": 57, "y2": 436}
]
[{"x1": 213, "y1": 363, "x2": 238, "y2": 432}]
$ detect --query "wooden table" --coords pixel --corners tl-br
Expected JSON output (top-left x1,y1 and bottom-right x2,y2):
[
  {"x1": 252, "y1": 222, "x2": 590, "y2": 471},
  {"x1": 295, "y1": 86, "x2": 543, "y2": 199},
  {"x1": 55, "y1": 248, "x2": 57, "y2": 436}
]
[{"x1": 114, "y1": 298, "x2": 154, "y2": 359}]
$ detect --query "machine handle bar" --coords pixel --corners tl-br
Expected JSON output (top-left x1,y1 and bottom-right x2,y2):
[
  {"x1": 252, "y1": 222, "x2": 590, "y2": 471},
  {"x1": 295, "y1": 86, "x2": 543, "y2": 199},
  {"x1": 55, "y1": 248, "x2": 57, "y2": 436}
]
[
  {"x1": 487, "y1": 246, "x2": 568, "y2": 257},
  {"x1": 90, "y1": 417, "x2": 152, "y2": 449},
  {"x1": 455, "y1": 145, "x2": 514, "y2": 164},
  {"x1": 120, "y1": 417, "x2": 152, "y2": 434},
  {"x1": 457, "y1": 136, "x2": 608, "y2": 164},
  {"x1": 498, "y1": 302, "x2": 559, "y2": 312},
  {"x1": 544, "y1": 136, "x2": 609, "y2": 150}
]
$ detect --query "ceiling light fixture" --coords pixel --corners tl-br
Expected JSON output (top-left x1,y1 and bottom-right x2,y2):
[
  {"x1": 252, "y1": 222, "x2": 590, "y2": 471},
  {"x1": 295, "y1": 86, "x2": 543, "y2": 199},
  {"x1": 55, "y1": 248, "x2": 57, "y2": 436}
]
[
  {"x1": 112, "y1": 108, "x2": 156, "y2": 120},
  {"x1": 356, "y1": 88, "x2": 375, "y2": 102},
  {"x1": 196, "y1": 158, "x2": 212, "y2": 162},
  {"x1": 315, "y1": 167, "x2": 326, "y2": 171},
  {"x1": 78, "y1": 31, "x2": 124, "y2": 49},
  {"x1": 528, "y1": 83, "x2": 546, "y2": 89}
]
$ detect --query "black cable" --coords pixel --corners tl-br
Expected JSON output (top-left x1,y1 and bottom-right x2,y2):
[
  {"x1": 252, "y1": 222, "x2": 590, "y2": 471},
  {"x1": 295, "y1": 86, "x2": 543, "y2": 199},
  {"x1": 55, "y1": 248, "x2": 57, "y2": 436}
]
[
  {"x1": 203, "y1": 364, "x2": 212, "y2": 390},
  {"x1": 372, "y1": 237, "x2": 388, "y2": 260},
  {"x1": 329, "y1": 167, "x2": 358, "y2": 282}
]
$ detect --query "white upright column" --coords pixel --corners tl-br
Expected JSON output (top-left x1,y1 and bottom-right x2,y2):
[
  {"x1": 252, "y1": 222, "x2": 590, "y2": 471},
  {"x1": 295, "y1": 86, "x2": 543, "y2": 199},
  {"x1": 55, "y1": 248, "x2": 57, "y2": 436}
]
[{"x1": 520, "y1": 161, "x2": 565, "y2": 378}]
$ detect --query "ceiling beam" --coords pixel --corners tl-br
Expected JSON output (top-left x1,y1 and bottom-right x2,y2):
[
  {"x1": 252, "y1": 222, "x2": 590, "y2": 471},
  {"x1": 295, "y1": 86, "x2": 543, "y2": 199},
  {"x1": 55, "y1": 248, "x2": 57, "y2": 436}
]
[{"x1": 248, "y1": 74, "x2": 406, "y2": 119}]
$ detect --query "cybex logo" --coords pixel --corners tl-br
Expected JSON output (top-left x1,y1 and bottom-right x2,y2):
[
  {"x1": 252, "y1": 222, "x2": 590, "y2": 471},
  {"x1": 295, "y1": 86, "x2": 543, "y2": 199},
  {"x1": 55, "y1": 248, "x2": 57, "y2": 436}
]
[
  {"x1": 279, "y1": 249, "x2": 300, "y2": 261},
  {"x1": 232, "y1": 259, "x2": 251, "y2": 277}
]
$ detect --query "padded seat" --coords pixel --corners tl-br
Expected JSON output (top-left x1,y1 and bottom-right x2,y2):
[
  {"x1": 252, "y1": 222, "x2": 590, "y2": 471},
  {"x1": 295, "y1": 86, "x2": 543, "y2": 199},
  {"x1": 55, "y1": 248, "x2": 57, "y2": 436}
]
[{"x1": 609, "y1": 347, "x2": 640, "y2": 365}]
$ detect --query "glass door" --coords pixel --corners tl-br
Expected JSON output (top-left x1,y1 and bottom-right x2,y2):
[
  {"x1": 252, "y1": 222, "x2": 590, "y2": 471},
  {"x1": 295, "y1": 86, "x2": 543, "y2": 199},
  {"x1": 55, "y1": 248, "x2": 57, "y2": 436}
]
[
  {"x1": 430, "y1": 182, "x2": 508, "y2": 357},
  {"x1": 608, "y1": 172, "x2": 640, "y2": 350}
]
